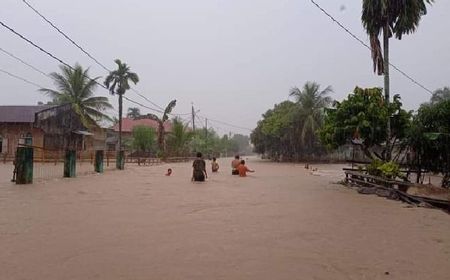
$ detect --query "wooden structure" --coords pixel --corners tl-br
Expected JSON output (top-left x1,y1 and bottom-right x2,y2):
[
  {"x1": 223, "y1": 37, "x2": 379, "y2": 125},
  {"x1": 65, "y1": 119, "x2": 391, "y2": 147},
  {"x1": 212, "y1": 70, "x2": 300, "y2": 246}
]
[{"x1": 344, "y1": 170, "x2": 450, "y2": 211}]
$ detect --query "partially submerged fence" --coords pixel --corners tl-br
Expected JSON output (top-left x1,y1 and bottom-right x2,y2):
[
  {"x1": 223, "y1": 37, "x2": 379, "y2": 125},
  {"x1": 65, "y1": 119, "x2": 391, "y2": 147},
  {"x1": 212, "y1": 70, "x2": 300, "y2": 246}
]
[{"x1": 6, "y1": 145, "x2": 175, "y2": 184}]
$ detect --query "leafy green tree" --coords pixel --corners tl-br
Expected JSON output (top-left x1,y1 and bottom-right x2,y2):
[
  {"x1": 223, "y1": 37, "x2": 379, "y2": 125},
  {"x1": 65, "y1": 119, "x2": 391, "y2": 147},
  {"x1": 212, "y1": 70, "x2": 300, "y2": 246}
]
[
  {"x1": 127, "y1": 107, "x2": 141, "y2": 119},
  {"x1": 319, "y1": 87, "x2": 411, "y2": 160},
  {"x1": 132, "y1": 126, "x2": 156, "y2": 153},
  {"x1": 431, "y1": 87, "x2": 450, "y2": 104},
  {"x1": 40, "y1": 64, "x2": 112, "y2": 126},
  {"x1": 290, "y1": 82, "x2": 333, "y2": 150},
  {"x1": 104, "y1": 59, "x2": 139, "y2": 152},
  {"x1": 166, "y1": 117, "x2": 193, "y2": 156},
  {"x1": 137, "y1": 100, "x2": 176, "y2": 154},
  {"x1": 407, "y1": 100, "x2": 450, "y2": 187},
  {"x1": 251, "y1": 101, "x2": 299, "y2": 160}
]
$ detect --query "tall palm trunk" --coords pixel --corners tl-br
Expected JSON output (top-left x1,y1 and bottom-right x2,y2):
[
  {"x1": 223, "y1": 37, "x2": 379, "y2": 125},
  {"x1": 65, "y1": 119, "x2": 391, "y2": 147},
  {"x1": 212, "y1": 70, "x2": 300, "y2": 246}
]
[
  {"x1": 118, "y1": 93, "x2": 123, "y2": 151},
  {"x1": 383, "y1": 24, "x2": 391, "y2": 161}
]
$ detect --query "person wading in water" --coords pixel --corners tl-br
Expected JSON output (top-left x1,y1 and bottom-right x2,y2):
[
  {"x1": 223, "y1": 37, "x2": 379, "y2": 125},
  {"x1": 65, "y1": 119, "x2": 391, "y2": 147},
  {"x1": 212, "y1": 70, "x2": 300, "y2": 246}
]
[
  {"x1": 192, "y1": 152, "x2": 207, "y2": 182},
  {"x1": 231, "y1": 155, "x2": 240, "y2": 175}
]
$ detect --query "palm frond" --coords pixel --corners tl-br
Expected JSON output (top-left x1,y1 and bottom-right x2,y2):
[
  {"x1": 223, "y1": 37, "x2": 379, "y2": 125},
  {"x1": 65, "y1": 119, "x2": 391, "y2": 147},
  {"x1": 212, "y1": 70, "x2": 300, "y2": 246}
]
[{"x1": 163, "y1": 100, "x2": 177, "y2": 122}]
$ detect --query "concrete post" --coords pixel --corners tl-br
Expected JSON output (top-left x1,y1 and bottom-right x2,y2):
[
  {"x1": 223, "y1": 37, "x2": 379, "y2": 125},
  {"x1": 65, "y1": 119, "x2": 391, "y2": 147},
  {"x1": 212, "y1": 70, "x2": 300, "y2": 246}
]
[
  {"x1": 95, "y1": 150, "x2": 104, "y2": 173},
  {"x1": 15, "y1": 147, "x2": 33, "y2": 184},
  {"x1": 64, "y1": 149, "x2": 76, "y2": 178}
]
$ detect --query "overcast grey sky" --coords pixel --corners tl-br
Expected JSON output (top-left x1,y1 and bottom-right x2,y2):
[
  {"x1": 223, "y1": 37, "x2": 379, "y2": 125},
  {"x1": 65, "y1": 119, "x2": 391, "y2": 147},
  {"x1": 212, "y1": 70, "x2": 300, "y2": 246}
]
[{"x1": 1, "y1": 0, "x2": 449, "y2": 134}]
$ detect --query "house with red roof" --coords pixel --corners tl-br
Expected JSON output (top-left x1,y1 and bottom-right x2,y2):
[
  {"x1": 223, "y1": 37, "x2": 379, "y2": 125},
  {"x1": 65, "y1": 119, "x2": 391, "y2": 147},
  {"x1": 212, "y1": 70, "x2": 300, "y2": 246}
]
[{"x1": 107, "y1": 117, "x2": 172, "y2": 151}]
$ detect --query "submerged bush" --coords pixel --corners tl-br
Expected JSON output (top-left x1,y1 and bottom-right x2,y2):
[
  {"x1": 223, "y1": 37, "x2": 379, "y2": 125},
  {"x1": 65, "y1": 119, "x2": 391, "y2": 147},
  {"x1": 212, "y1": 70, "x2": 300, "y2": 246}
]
[{"x1": 366, "y1": 160, "x2": 400, "y2": 179}]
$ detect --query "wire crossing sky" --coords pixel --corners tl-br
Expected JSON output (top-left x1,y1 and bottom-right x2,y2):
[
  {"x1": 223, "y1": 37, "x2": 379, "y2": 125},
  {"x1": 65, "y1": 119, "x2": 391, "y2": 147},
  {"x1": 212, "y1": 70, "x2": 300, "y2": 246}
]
[{"x1": 1, "y1": 0, "x2": 449, "y2": 134}]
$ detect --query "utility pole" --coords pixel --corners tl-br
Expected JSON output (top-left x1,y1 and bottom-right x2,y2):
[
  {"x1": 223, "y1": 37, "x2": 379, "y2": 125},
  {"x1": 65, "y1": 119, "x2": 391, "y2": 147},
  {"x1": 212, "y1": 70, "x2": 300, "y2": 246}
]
[{"x1": 191, "y1": 103, "x2": 196, "y2": 132}]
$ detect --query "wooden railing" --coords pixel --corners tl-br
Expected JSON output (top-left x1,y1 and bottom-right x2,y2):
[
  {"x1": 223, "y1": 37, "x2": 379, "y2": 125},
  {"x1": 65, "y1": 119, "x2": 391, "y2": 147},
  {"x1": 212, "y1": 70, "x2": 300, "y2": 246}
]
[{"x1": 344, "y1": 170, "x2": 449, "y2": 210}]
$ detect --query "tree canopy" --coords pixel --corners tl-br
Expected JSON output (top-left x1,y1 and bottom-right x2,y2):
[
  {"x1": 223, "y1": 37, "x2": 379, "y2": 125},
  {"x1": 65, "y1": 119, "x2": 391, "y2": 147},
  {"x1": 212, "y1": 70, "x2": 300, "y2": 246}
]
[
  {"x1": 319, "y1": 87, "x2": 411, "y2": 160},
  {"x1": 251, "y1": 82, "x2": 332, "y2": 161},
  {"x1": 407, "y1": 99, "x2": 450, "y2": 187},
  {"x1": 132, "y1": 126, "x2": 156, "y2": 153},
  {"x1": 39, "y1": 64, "x2": 112, "y2": 127}
]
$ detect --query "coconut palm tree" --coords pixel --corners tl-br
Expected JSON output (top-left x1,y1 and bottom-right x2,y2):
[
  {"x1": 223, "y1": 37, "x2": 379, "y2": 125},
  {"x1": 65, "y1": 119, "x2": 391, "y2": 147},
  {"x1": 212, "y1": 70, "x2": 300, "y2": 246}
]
[
  {"x1": 137, "y1": 100, "x2": 176, "y2": 155},
  {"x1": 39, "y1": 64, "x2": 112, "y2": 126},
  {"x1": 289, "y1": 82, "x2": 333, "y2": 151},
  {"x1": 104, "y1": 59, "x2": 139, "y2": 168},
  {"x1": 362, "y1": 0, "x2": 434, "y2": 160},
  {"x1": 127, "y1": 107, "x2": 141, "y2": 119}
]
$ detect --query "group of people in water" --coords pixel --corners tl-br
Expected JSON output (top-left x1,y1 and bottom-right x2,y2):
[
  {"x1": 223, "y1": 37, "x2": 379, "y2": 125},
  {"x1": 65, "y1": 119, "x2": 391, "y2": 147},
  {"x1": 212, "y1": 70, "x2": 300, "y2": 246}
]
[{"x1": 191, "y1": 152, "x2": 254, "y2": 182}]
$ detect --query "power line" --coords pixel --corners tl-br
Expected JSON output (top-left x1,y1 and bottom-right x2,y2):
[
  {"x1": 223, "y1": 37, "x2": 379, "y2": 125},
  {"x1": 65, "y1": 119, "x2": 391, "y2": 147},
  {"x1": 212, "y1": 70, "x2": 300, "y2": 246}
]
[
  {"x1": 21, "y1": 0, "x2": 110, "y2": 72},
  {"x1": 0, "y1": 46, "x2": 49, "y2": 77},
  {"x1": 309, "y1": 0, "x2": 434, "y2": 95},
  {"x1": 0, "y1": 67, "x2": 44, "y2": 88},
  {"x1": 0, "y1": 19, "x2": 77, "y2": 73},
  {"x1": 0, "y1": 63, "x2": 119, "y2": 114},
  {"x1": 130, "y1": 88, "x2": 165, "y2": 111},
  {"x1": 1, "y1": 18, "x2": 248, "y2": 130},
  {"x1": 21, "y1": 0, "x2": 176, "y2": 112},
  {"x1": 198, "y1": 114, "x2": 252, "y2": 132},
  {"x1": 0, "y1": 20, "x2": 163, "y2": 115},
  {"x1": 122, "y1": 95, "x2": 167, "y2": 114}
]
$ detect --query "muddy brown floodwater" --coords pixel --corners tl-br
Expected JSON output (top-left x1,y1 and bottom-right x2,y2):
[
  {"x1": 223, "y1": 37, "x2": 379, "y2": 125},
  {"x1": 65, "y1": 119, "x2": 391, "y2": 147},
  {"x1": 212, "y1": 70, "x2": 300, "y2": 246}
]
[{"x1": 0, "y1": 158, "x2": 449, "y2": 280}]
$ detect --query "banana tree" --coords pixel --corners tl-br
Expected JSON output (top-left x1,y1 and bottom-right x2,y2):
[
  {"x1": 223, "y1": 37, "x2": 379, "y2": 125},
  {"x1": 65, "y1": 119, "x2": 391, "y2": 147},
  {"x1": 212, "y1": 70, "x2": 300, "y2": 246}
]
[{"x1": 137, "y1": 100, "x2": 176, "y2": 154}]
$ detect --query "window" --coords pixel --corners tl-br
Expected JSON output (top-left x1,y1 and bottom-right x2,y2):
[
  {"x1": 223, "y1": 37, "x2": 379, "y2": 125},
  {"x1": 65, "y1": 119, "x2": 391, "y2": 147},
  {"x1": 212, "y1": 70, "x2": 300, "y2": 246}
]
[
  {"x1": 19, "y1": 132, "x2": 33, "y2": 146},
  {"x1": 25, "y1": 132, "x2": 32, "y2": 146},
  {"x1": 0, "y1": 136, "x2": 7, "y2": 154}
]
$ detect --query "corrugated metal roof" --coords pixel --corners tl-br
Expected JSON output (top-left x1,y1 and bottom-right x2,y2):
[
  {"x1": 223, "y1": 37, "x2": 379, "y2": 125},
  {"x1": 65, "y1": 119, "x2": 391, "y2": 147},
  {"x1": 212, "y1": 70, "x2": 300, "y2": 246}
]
[{"x1": 0, "y1": 105, "x2": 54, "y2": 123}]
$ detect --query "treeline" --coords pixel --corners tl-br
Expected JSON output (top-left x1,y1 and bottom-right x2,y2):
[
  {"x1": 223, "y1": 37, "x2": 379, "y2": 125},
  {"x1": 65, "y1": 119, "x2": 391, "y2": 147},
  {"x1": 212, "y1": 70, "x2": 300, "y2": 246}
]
[
  {"x1": 252, "y1": 83, "x2": 449, "y2": 187},
  {"x1": 128, "y1": 117, "x2": 252, "y2": 158},
  {"x1": 251, "y1": 82, "x2": 332, "y2": 161}
]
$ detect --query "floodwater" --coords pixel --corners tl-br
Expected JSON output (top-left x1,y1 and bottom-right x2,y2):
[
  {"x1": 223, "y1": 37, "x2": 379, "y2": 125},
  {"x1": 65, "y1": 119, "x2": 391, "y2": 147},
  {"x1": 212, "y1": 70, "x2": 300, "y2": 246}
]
[{"x1": 0, "y1": 158, "x2": 449, "y2": 280}]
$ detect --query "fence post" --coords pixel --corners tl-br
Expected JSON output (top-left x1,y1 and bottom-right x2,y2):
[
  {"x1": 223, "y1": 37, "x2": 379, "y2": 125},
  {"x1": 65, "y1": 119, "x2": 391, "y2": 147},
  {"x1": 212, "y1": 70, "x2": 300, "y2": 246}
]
[
  {"x1": 95, "y1": 150, "x2": 104, "y2": 173},
  {"x1": 64, "y1": 149, "x2": 76, "y2": 178},
  {"x1": 15, "y1": 146, "x2": 33, "y2": 184},
  {"x1": 116, "y1": 150, "x2": 125, "y2": 170}
]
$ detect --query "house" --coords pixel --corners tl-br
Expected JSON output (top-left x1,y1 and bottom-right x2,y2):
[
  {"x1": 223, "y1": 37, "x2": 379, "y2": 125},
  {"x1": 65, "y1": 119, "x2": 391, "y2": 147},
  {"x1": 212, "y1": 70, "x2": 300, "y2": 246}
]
[
  {"x1": 108, "y1": 117, "x2": 172, "y2": 151},
  {"x1": 0, "y1": 105, "x2": 51, "y2": 159},
  {"x1": 0, "y1": 104, "x2": 107, "y2": 160}
]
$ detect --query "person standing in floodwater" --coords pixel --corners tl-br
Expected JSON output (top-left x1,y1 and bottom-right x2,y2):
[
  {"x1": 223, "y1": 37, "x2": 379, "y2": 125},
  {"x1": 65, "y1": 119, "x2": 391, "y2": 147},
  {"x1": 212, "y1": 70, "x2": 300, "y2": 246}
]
[
  {"x1": 237, "y1": 160, "x2": 255, "y2": 177},
  {"x1": 211, "y1": 157, "x2": 219, "y2": 172},
  {"x1": 231, "y1": 155, "x2": 240, "y2": 175},
  {"x1": 192, "y1": 152, "x2": 207, "y2": 182}
]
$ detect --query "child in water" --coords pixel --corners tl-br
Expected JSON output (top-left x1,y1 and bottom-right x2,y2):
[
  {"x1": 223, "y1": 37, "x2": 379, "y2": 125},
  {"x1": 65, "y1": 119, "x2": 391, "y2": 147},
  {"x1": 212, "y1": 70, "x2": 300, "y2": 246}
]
[{"x1": 211, "y1": 157, "x2": 219, "y2": 172}]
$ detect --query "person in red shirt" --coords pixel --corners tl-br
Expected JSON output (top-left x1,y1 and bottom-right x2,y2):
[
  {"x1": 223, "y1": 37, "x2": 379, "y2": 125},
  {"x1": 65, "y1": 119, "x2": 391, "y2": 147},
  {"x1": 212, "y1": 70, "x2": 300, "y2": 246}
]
[{"x1": 237, "y1": 160, "x2": 255, "y2": 177}]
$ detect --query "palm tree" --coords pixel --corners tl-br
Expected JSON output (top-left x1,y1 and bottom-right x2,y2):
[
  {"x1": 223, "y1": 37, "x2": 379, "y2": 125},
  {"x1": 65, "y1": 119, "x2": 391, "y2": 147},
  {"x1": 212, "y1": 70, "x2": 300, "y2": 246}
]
[
  {"x1": 137, "y1": 100, "x2": 176, "y2": 155},
  {"x1": 104, "y1": 59, "x2": 139, "y2": 167},
  {"x1": 39, "y1": 64, "x2": 112, "y2": 126},
  {"x1": 127, "y1": 107, "x2": 141, "y2": 119},
  {"x1": 289, "y1": 82, "x2": 333, "y2": 151},
  {"x1": 362, "y1": 0, "x2": 434, "y2": 160},
  {"x1": 166, "y1": 117, "x2": 193, "y2": 156}
]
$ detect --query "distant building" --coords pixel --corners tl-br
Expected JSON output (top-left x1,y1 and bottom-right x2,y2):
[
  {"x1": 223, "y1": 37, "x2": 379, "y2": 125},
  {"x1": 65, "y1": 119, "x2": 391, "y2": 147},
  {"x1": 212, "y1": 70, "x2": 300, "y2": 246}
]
[
  {"x1": 0, "y1": 104, "x2": 106, "y2": 160},
  {"x1": 107, "y1": 117, "x2": 172, "y2": 151}
]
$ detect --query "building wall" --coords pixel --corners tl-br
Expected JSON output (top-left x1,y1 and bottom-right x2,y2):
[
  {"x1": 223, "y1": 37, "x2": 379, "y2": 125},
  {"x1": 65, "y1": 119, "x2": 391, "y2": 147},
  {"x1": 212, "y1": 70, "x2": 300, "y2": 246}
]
[{"x1": 0, "y1": 123, "x2": 45, "y2": 159}]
